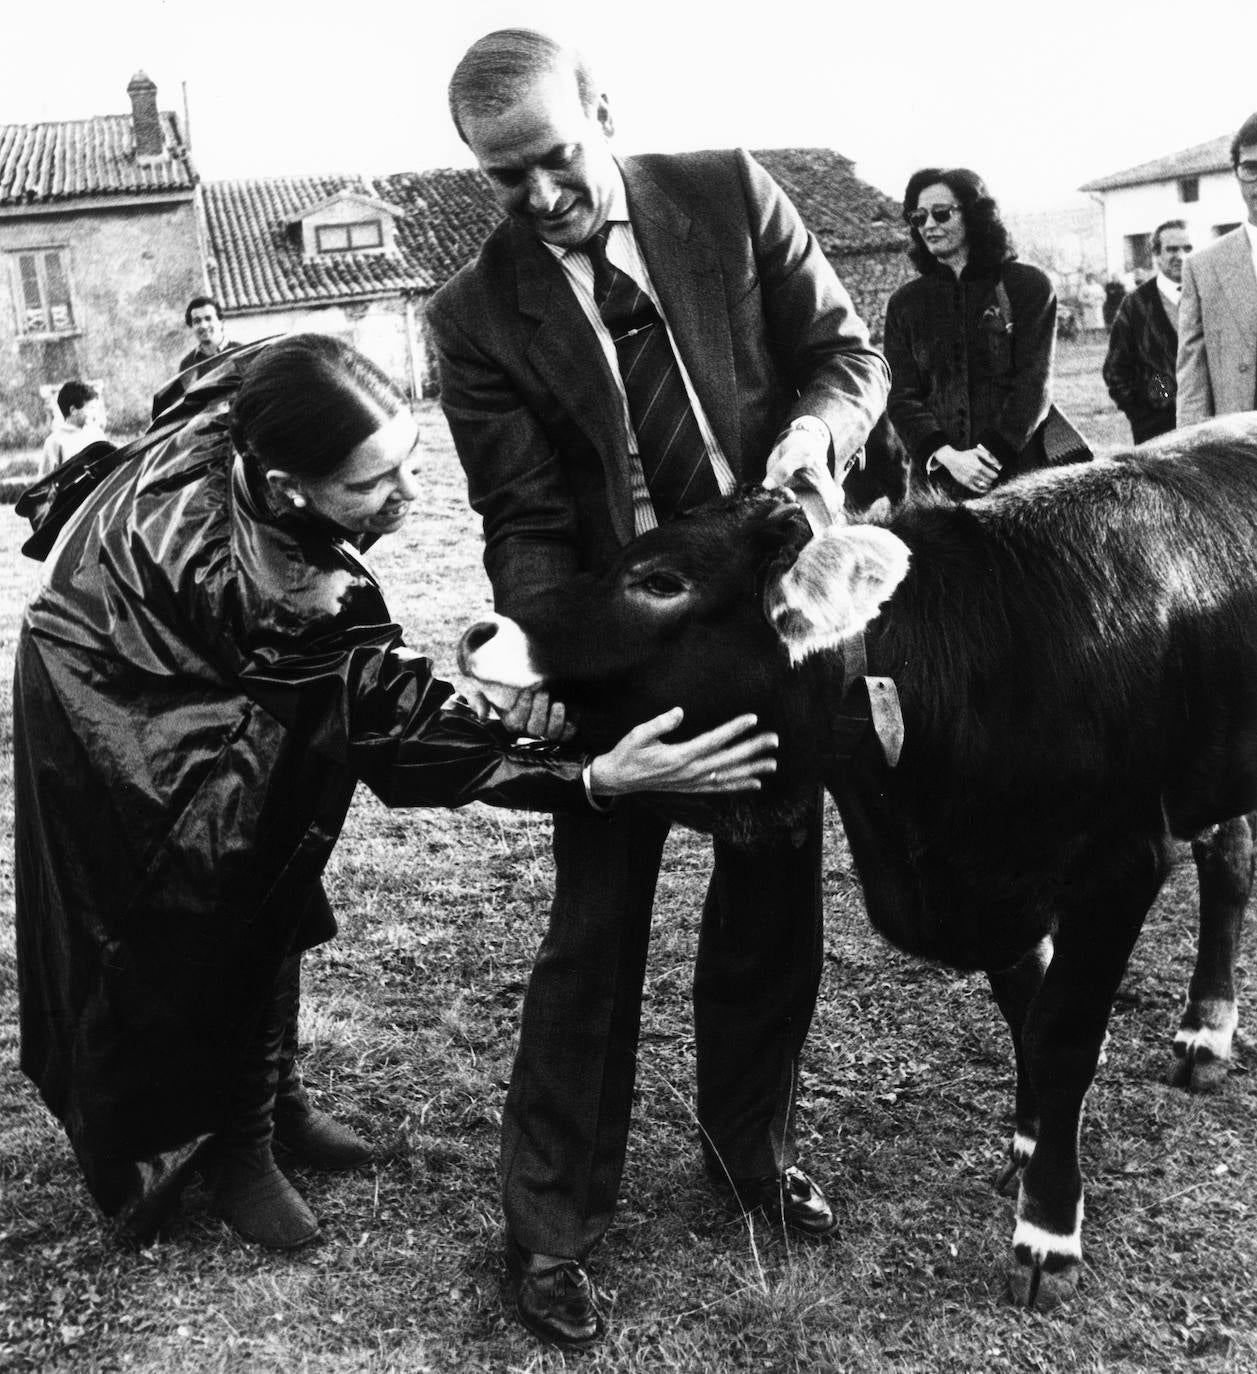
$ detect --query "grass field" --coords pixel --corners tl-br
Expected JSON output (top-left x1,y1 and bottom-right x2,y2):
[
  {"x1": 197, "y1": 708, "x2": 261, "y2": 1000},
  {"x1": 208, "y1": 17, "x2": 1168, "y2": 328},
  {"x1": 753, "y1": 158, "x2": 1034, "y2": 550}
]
[{"x1": 1, "y1": 342, "x2": 1253, "y2": 1372}]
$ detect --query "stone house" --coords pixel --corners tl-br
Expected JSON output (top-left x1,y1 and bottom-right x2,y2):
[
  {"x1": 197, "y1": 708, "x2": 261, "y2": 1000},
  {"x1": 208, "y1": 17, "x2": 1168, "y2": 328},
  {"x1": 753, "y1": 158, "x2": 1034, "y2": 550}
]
[
  {"x1": 1079, "y1": 134, "x2": 1242, "y2": 281},
  {"x1": 0, "y1": 80, "x2": 910, "y2": 436},
  {"x1": 201, "y1": 148, "x2": 910, "y2": 398},
  {"x1": 0, "y1": 73, "x2": 207, "y2": 441}
]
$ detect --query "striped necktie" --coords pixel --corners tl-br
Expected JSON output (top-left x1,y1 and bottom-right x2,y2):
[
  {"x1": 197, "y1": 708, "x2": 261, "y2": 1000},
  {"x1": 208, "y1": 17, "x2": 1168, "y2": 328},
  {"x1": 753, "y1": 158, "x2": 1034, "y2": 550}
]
[{"x1": 584, "y1": 224, "x2": 718, "y2": 521}]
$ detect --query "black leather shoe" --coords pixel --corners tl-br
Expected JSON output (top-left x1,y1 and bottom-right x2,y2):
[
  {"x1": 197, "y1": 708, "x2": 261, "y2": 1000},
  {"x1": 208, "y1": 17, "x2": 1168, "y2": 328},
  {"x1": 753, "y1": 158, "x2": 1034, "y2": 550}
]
[
  {"x1": 726, "y1": 1164, "x2": 839, "y2": 1238},
  {"x1": 504, "y1": 1235, "x2": 605, "y2": 1347}
]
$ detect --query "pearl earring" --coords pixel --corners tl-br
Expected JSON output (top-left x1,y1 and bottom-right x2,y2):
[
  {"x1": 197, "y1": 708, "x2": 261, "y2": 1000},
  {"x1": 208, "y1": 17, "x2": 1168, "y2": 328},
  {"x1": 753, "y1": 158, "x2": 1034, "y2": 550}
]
[{"x1": 291, "y1": 493, "x2": 307, "y2": 509}]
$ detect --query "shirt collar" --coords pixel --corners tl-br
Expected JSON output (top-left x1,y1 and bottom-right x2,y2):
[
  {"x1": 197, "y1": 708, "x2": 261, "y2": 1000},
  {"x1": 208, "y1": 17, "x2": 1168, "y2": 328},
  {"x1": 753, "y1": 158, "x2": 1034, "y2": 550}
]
[
  {"x1": 1155, "y1": 271, "x2": 1181, "y2": 303},
  {"x1": 1245, "y1": 221, "x2": 1257, "y2": 254}
]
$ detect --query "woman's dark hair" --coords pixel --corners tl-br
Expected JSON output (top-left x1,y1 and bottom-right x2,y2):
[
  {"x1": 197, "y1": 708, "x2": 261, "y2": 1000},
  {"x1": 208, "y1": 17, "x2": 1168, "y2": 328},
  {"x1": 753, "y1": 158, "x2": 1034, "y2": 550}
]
[
  {"x1": 230, "y1": 334, "x2": 407, "y2": 479},
  {"x1": 902, "y1": 167, "x2": 1014, "y2": 275}
]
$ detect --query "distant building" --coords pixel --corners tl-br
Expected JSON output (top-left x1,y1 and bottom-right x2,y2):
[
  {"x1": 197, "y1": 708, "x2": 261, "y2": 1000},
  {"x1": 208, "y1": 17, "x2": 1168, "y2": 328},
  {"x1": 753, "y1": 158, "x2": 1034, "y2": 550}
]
[
  {"x1": 0, "y1": 73, "x2": 207, "y2": 440},
  {"x1": 745, "y1": 149, "x2": 910, "y2": 343},
  {"x1": 1002, "y1": 201, "x2": 1106, "y2": 301},
  {"x1": 1079, "y1": 134, "x2": 1240, "y2": 281},
  {"x1": 201, "y1": 148, "x2": 910, "y2": 398},
  {"x1": 201, "y1": 169, "x2": 502, "y2": 398},
  {"x1": 1, "y1": 83, "x2": 909, "y2": 439}
]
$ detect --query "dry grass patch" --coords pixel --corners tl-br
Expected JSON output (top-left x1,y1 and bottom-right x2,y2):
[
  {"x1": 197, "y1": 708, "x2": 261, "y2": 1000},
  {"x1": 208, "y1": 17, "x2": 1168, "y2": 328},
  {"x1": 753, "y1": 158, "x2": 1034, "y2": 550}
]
[{"x1": 2, "y1": 360, "x2": 1254, "y2": 1371}]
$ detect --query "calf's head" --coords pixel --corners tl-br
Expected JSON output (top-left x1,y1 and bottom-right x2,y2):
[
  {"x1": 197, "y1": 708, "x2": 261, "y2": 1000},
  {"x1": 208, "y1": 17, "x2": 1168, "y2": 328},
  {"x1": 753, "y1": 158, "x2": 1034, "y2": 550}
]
[{"x1": 459, "y1": 489, "x2": 910, "y2": 828}]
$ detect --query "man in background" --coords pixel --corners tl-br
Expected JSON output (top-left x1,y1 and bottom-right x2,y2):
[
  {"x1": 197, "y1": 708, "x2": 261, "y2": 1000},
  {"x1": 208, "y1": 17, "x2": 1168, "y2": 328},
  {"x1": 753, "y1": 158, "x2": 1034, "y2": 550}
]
[
  {"x1": 430, "y1": 27, "x2": 888, "y2": 1350},
  {"x1": 38, "y1": 381, "x2": 107, "y2": 477},
  {"x1": 1103, "y1": 219, "x2": 1191, "y2": 442},
  {"x1": 1177, "y1": 112, "x2": 1257, "y2": 424},
  {"x1": 153, "y1": 296, "x2": 240, "y2": 419}
]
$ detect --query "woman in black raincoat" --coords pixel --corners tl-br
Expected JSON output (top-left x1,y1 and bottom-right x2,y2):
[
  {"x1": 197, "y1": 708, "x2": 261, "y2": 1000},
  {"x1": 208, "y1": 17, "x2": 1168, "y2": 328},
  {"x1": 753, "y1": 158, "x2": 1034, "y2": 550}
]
[{"x1": 13, "y1": 335, "x2": 774, "y2": 1249}]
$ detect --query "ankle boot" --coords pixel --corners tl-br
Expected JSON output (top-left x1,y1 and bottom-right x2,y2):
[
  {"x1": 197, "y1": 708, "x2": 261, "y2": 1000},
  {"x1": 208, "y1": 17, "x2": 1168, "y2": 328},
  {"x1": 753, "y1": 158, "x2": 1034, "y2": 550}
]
[
  {"x1": 210, "y1": 954, "x2": 320, "y2": 1248},
  {"x1": 211, "y1": 1143, "x2": 320, "y2": 1249},
  {"x1": 272, "y1": 956, "x2": 373, "y2": 1172}
]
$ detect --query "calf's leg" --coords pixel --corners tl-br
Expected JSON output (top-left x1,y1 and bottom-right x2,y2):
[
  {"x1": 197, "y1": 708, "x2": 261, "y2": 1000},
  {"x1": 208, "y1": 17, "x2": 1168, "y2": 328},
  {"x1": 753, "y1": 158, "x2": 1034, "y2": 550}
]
[
  {"x1": 1173, "y1": 813, "x2": 1254, "y2": 1091},
  {"x1": 1009, "y1": 842, "x2": 1163, "y2": 1310},
  {"x1": 986, "y1": 935, "x2": 1053, "y2": 1196}
]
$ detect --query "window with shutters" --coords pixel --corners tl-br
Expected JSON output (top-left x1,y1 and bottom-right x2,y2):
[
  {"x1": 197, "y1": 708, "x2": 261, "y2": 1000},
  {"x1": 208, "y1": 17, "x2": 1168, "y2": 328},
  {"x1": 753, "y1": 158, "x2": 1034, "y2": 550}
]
[{"x1": 9, "y1": 248, "x2": 77, "y2": 335}]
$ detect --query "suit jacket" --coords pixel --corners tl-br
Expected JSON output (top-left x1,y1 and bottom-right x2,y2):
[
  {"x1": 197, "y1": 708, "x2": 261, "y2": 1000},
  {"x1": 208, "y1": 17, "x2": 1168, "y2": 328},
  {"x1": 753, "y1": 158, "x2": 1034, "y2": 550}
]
[
  {"x1": 429, "y1": 149, "x2": 889, "y2": 614},
  {"x1": 1103, "y1": 278, "x2": 1177, "y2": 442},
  {"x1": 1177, "y1": 227, "x2": 1257, "y2": 424}
]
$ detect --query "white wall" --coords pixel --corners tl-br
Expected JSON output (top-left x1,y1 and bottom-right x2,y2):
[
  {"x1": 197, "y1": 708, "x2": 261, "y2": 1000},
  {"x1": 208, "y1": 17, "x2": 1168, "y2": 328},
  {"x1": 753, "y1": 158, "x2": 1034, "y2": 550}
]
[
  {"x1": 1092, "y1": 170, "x2": 1246, "y2": 279},
  {"x1": 221, "y1": 298, "x2": 428, "y2": 398}
]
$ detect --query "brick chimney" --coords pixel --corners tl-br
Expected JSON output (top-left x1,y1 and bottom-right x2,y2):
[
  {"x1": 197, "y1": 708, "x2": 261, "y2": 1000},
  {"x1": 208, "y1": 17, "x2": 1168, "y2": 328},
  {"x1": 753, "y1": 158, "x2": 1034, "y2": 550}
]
[{"x1": 127, "y1": 71, "x2": 164, "y2": 159}]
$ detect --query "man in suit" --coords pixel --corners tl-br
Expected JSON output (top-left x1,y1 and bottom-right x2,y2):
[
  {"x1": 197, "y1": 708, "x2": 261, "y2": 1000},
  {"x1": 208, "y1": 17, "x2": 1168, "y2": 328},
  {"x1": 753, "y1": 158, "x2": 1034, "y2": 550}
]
[
  {"x1": 430, "y1": 28, "x2": 888, "y2": 1348},
  {"x1": 1177, "y1": 112, "x2": 1257, "y2": 424},
  {"x1": 1103, "y1": 219, "x2": 1192, "y2": 442}
]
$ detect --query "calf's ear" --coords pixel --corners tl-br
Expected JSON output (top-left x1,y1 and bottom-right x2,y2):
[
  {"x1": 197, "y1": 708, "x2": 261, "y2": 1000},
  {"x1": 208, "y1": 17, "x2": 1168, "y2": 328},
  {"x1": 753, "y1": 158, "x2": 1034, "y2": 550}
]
[{"x1": 764, "y1": 525, "x2": 910, "y2": 665}]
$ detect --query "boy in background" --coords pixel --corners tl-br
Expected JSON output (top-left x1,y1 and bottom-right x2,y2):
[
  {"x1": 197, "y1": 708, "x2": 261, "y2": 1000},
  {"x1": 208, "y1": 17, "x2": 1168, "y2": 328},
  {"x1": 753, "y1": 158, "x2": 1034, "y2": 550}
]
[{"x1": 39, "y1": 381, "x2": 107, "y2": 477}]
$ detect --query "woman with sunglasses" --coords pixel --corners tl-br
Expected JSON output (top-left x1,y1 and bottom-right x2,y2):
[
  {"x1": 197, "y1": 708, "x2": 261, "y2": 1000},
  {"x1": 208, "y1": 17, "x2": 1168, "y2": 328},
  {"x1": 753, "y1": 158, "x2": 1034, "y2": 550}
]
[
  {"x1": 13, "y1": 334, "x2": 776, "y2": 1251},
  {"x1": 883, "y1": 167, "x2": 1056, "y2": 499}
]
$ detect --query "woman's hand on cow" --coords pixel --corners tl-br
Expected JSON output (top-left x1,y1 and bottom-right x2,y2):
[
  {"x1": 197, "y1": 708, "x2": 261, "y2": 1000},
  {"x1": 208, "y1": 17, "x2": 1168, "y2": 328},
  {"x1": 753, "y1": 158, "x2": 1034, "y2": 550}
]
[
  {"x1": 466, "y1": 682, "x2": 575, "y2": 742},
  {"x1": 934, "y1": 443, "x2": 1002, "y2": 494},
  {"x1": 587, "y1": 708, "x2": 777, "y2": 797}
]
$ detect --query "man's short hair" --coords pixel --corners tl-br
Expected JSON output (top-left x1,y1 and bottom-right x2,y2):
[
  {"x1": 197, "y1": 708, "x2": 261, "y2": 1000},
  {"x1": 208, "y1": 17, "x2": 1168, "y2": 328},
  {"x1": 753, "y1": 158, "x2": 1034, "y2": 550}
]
[
  {"x1": 1230, "y1": 112, "x2": 1257, "y2": 166},
  {"x1": 56, "y1": 380, "x2": 97, "y2": 417},
  {"x1": 184, "y1": 295, "x2": 223, "y2": 327},
  {"x1": 1151, "y1": 219, "x2": 1188, "y2": 254},
  {"x1": 448, "y1": 28, "x2": 598, "y2": 143}
]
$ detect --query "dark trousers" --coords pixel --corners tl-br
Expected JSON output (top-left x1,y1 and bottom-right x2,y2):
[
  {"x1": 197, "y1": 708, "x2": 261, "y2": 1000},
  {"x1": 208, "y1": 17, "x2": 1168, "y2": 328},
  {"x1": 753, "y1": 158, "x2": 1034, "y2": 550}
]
[{"x1": 500, "y1": 796, "x2": 825, "y2": 1259}]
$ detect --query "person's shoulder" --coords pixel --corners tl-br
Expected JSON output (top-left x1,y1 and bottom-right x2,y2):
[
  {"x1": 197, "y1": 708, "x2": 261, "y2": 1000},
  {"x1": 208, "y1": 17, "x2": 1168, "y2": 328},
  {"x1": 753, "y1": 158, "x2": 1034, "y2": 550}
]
[
  {"x1": 1109, "y1": 284, "x2": 1143, "y2": 318},
  {"x1": 1191, "y1": 226, "x2": 1245, "y2": 268},
  {"x1": 1002, "y1": 259, "x2": 1052, "y2": 291},
  {"x1": 887, "y1": 272, "x2": 936, "y2": 307},
  {"x1": 430, "y1": 217, "x2": 515, "y2": 313},
  {"x1": 625, "y1": 148, "x2": 754, "y2": 202}
]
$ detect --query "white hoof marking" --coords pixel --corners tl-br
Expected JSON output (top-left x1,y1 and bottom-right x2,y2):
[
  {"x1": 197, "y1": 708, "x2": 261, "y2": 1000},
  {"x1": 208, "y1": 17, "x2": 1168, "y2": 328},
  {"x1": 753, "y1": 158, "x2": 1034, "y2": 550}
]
[
  {"x1": 1011, "y1": 1131, "x2": 1036, "y2": 1165},
  {"x1": 1012, "y1": 1210, "x2": 1083, "y2": 1265},
  {"x1": 1174, "y1": 1000, "x2": 1239, "y2": 1061}
]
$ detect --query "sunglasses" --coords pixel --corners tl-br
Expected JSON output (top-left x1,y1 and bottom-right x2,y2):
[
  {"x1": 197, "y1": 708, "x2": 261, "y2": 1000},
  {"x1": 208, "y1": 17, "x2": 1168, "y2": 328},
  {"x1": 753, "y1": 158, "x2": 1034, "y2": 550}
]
[
  {"x1": 1236, "y1": 159, "x2": 1257, "y2": 183},
  {"x1": 906, "y1": 204, "x2": 962, "y2": 228}
]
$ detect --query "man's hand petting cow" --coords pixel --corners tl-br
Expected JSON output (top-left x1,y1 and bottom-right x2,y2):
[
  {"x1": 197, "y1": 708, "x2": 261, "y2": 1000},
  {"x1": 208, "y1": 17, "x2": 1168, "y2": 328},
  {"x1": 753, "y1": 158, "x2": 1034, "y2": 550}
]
[{"x1": 459, "y1": 415, "x2": 1257, "y2": 1310}]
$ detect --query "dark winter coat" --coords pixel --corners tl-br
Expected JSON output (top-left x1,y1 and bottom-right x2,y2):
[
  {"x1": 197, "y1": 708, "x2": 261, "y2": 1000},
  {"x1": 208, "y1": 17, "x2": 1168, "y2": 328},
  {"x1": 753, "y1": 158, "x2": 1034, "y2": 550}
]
[
  {"x1": 1102, "y1": 278, "x2": 1178, "y2": 443},
  {"x1": 14, "y1": 345, "x2": 588, "y2": 1236},
  {"x1": 883, "y1": 259, "x2": 1056, "y2": 496}
]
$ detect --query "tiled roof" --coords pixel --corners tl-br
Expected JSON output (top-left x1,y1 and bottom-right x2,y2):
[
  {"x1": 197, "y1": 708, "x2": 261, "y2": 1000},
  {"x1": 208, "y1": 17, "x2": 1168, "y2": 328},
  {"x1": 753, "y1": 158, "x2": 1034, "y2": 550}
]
[
  {"x1": 1079, "y1": 134, "x2": 1232, "y2": 192},
  {"x1": 375, "y1": 168, "x2": 510, "y2": 283},
  {"x1": 0, "y1": 113, "x2": 195, "y2": 205},
  {"x1": 749, "y1": 148, "x2": 907, "y2": 254},
  {"x1": 204, "y1": 149, "x2": 907, "y2": 312},
  {"x1": 203, "y1": 175, "x2": 432, "y2": 310}
]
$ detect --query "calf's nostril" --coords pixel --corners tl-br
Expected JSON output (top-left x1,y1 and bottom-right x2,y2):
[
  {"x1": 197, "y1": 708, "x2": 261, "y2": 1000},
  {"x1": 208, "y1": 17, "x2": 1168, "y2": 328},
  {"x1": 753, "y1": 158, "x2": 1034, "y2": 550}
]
[
  {"x1": 458, "y1": 620, "x2": 500, "y2": 674},
  {"x1": 463, "y1": 621, "x2": 498, "y2": 653}
]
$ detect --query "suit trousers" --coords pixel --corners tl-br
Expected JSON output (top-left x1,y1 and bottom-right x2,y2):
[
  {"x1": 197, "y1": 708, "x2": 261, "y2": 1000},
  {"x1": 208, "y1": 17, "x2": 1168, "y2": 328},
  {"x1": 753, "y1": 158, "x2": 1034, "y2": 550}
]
[{"x1": 500, "y1": 794, "x2": 825, "y2": 1259}]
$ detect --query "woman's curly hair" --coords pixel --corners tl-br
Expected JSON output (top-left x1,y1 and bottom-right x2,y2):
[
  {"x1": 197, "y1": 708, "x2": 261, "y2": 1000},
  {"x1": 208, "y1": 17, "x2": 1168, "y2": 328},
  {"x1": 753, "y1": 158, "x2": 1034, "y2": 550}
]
[{"x1": 902, "y1": 167, "x2": 1015, "y2": 275}]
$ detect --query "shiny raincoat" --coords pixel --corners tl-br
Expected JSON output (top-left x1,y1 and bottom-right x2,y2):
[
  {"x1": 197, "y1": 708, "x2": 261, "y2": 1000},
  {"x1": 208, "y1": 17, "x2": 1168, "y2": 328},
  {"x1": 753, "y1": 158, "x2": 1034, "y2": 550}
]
[{"x1": 14, "y1": 345, "x2": 587, "y2": 1238}]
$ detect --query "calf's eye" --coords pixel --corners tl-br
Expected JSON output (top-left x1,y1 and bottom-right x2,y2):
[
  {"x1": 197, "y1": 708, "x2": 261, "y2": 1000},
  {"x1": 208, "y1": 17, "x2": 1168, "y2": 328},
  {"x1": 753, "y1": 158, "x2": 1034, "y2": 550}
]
[{"x1": 638, "y1": 572, "x2": 688, "y2": 597}]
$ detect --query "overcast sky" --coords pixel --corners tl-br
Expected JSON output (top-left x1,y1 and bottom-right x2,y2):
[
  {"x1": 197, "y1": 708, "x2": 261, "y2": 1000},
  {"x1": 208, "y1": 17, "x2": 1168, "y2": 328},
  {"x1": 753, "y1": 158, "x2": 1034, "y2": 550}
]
[{"x1": 4, "y1": 0, "x2": 1252, "y2": 211}]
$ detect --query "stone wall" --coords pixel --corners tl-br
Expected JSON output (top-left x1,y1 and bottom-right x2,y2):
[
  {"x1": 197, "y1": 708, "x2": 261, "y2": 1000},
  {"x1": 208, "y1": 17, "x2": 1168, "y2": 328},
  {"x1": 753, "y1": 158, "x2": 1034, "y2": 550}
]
[{"x1": 0, "y1": 199, "x2": 205, "y2": 440}]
